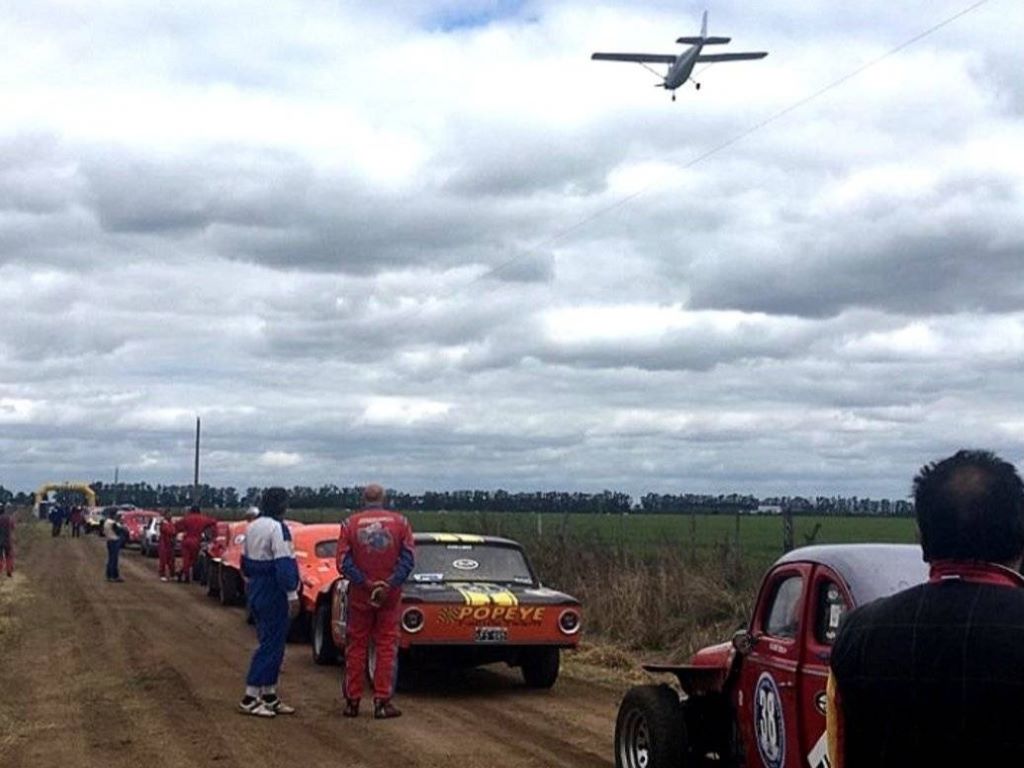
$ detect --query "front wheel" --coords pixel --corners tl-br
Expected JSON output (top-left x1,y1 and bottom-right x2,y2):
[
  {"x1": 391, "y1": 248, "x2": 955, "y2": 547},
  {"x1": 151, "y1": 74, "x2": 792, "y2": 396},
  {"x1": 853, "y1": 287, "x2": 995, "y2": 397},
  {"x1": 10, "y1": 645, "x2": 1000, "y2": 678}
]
[
  {"x1": 614, "y1": 684, "x2": 685, "y2": 768},
  {"x1": 312, "y1": 601, "x2": 339, "y2": 665}
]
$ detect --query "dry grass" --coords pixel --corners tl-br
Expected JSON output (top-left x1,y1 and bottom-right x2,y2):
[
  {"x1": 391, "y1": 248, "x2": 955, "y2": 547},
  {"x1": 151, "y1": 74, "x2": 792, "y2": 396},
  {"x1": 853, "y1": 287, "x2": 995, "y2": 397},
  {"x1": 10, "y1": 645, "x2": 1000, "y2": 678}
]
[{"x1": 449, "y1": 512, "x2": 761, "y2": 662}]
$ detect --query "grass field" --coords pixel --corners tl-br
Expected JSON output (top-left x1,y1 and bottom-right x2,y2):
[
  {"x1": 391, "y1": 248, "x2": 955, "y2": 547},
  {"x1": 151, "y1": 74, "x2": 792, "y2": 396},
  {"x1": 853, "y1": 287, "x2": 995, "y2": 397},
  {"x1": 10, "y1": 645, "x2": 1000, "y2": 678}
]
[{"x1": 274, "y1": 508, "x2": 919, "y2": 566}]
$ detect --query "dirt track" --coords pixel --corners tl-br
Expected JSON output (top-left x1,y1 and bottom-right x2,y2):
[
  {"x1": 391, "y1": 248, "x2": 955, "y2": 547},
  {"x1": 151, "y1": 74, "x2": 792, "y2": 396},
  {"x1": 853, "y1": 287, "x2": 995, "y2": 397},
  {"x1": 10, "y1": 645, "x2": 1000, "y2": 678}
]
[{"x1": 0, "y1": 523, "x2": 619, "y2": 767}]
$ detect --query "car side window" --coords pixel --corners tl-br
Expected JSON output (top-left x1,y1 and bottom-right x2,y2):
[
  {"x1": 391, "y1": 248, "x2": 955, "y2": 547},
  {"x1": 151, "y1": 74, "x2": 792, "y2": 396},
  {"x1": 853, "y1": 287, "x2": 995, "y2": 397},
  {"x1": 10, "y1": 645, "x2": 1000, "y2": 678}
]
[
  {"x1": 814, "y1": 580, "x2": 849, "y2": 645},
  {"x1": 763, "y1": 575, "x2": 804, "y2": 638}
]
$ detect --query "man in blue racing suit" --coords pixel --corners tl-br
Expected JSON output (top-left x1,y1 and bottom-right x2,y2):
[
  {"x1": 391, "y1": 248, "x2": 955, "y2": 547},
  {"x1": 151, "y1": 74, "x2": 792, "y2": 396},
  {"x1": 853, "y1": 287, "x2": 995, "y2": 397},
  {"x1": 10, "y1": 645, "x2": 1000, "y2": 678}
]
[{"x1": 238, "y1": 487, "x2": 300, "y2": 717}]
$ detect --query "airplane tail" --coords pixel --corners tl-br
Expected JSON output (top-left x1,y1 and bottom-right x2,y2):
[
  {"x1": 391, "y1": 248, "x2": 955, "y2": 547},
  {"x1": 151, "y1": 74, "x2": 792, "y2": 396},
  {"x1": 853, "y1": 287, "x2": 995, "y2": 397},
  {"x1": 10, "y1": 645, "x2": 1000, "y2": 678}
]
[{"x1": 700, "y1": 10, "x2": 708, "y2": 39}]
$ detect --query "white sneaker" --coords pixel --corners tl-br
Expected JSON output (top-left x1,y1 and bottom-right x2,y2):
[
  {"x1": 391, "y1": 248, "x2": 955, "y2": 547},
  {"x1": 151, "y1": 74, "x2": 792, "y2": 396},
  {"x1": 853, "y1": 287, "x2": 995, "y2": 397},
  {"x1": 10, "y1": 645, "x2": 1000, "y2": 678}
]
[
  {"x1": 262, "y1": 696, "x2": 296, "y2": 715},
  {"x1": 160, "y1": 577, "x2": 168, "y2": 582},
  {"x1": 238, "y1": 697, "x2": 276, "y2": 718}
]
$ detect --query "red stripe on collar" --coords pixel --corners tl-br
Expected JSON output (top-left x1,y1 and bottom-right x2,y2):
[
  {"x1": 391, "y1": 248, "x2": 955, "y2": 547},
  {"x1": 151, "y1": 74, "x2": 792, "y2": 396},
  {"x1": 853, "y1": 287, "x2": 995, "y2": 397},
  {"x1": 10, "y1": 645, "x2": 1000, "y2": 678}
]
[{"x1": 929, "y1": 560, "x2": 1024, "y2": 587}]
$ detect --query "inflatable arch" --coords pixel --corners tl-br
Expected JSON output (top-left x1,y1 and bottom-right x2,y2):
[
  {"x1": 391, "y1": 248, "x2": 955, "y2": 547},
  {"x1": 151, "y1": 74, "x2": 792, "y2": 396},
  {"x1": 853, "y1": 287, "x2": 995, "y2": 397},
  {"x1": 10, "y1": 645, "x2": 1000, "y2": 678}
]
[{"x1": 34, "y1": 482, "x2": 97, "y2": 515}]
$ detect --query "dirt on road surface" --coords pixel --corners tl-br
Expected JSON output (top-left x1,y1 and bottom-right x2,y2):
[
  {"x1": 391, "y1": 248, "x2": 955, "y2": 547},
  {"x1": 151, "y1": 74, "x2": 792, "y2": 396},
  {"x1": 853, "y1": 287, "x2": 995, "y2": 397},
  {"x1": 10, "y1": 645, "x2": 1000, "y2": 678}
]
[{"x1": 0, "y1": 522, "x2": 620, "y2": 767}]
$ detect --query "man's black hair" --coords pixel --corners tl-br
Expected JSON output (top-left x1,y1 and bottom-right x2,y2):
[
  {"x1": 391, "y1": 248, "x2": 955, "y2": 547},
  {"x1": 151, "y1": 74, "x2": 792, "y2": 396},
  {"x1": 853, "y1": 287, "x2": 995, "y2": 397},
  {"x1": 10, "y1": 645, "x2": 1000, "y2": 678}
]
[
  {"x1": 261, "y1": 487, "x2": 288, "y2": 518},
  {"x1": 914, "y1": 449, "x2": 1024, "y2": 563}
]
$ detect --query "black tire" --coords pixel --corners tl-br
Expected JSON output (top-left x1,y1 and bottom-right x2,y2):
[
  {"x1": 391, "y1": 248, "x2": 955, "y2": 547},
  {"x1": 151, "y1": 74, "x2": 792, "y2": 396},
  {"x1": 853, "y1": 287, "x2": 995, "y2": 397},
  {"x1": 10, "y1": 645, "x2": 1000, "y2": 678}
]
[
  {"x1": 206, "y1": 562, "x2": 221, "y2": 598},
  {"x1": 312, "y1": 601, "x2": 339, "y2": 665},
  {"x1": 219, "y1": 567, "x2": 241, "y2": 606},
  {"x1": 521, "y1": 647, "x2": 560, "y2": 689},
  {"x1": 614, "y1": 684, "x2": 685, "y2": 768}
]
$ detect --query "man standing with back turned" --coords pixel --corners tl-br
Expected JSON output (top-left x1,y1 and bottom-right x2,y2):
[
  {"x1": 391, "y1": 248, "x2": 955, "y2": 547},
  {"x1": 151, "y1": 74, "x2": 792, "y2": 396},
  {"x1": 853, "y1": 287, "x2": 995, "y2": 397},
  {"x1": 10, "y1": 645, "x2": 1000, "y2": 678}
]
[
  {"x1": 238, "y1": 487, "x2": 300, "y2": 717},
  {"x1": 829, "y1": 449, "x2": 1024, "y2": 765},
  {"x1": 336, "y1": 484, "x2": 415, "y2": 719},
  {"x1": 175, "y1": 504, "x2": 216, "y2": 583}
]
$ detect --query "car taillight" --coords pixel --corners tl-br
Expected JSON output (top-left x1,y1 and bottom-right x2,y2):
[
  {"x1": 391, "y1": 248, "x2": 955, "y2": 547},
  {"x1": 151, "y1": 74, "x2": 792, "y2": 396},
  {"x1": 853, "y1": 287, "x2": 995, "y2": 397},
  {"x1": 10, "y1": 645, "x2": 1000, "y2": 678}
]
[
  {"x1": 558, "y1": 609, "x2": 581, "y2": 635},
  {"x1": 401, "y1": 608, "x2": 425, "y2": 633}
]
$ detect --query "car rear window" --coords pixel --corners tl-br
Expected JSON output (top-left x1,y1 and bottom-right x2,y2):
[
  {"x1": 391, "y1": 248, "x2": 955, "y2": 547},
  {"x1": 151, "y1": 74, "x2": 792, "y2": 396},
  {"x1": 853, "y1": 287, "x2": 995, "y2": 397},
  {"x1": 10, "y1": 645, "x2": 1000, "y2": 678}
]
[
  {"x1": 411, "y1": 543, "x2": 535, "y2": 585},
  {"x1": 314, "y1": 540, "x2": 337, "y2": 558}
]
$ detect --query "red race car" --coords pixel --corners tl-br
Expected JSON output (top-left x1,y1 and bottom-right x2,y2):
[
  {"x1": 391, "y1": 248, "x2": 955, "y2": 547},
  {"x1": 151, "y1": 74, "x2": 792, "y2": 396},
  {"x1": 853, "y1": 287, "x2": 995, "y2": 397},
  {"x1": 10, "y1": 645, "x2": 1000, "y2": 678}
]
[
  {"x1": 308, "y1": 532, "x2": 582, "y2": 689},
  {"x1": 613, "y1": 544, "x2": 929, "y2": 768},
  {"x1": 119, "y1": 510, "x2": 161, "y2": 549}
]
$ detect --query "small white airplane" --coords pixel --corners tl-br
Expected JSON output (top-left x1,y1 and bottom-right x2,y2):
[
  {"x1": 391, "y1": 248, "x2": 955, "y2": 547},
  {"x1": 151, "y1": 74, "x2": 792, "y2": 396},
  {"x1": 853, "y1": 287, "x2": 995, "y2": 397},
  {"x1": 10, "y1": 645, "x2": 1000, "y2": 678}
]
[{"x1": 591, "y1": 11, "x2": 767, "y2": 100}]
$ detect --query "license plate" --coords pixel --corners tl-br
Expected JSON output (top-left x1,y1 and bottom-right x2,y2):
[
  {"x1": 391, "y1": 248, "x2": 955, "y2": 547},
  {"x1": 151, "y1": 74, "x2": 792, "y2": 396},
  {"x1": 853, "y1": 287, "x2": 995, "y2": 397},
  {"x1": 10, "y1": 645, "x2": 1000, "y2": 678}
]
[{"x1": 474, "y1": 626, "x2": 508, "y2": 643}]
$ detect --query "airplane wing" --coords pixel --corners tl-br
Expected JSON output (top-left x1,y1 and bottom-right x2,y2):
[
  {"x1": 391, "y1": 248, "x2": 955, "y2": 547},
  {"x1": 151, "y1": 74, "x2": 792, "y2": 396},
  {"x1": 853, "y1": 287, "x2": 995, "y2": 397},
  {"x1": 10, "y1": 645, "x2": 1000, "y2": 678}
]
[
  {"x1": 695, "y1": 52, "x2": 768, "y2": 62},
  {"x1": 677, "y1": 36, "x2": 730, "y2": 44},
  {"x1": 591, "y1": 53, "x2": 677, "y2": 64}
]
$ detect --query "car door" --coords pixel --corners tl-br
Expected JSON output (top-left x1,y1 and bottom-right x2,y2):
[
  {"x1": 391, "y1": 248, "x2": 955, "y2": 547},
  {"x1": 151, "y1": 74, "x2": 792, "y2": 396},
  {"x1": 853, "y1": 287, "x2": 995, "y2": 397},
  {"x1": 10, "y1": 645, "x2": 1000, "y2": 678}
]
[
  {"x1": 736, "y1": 562, "x2": 812, "y2": 768},
  {"x1": 797, "y1": 565, "x2": 851, "y2": 768}
]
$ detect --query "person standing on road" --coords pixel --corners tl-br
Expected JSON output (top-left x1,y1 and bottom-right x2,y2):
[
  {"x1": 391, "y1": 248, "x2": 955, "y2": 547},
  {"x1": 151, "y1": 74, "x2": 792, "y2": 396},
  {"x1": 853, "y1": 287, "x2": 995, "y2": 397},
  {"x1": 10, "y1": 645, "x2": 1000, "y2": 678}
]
[
  {"x1": 829, "y1": 449, "x2": 1024, "y2": 766},
  {"x1": 102, "y1": 511, "x2": 127, "y2": 582},
  {"x1": 238, "y1": 487, "x2": 300, "y2": 718},
  {"x1": 175, "y1": 504, "x2": 216, "y2": 583},
  {"x1": 336, "y1": 483, "x2": 415, "y2": 719},
  {"x1": 48, "y1": 504, "x2": 63, "y2": 537},
  {"x1": 69, "y1": 505, "x2": 84, "y2": 538},
  {"x1": 0, "y1": 503, "x2": 15, "y2": 577},
  {"x1": 157, "y1": 509, "x2": 177, "y2": 582}
]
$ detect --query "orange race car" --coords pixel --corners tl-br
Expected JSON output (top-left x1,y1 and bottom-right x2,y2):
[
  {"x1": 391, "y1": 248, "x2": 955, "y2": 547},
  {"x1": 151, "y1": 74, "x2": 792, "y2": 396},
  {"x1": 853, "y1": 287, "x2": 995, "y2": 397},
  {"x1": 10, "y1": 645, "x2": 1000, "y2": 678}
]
[
  {"x1": 205, "y1": 519, "x2": 305, "y2": 606},
  {"x1": 308, "y1": 532, "x2": 582, "y2": 689}
]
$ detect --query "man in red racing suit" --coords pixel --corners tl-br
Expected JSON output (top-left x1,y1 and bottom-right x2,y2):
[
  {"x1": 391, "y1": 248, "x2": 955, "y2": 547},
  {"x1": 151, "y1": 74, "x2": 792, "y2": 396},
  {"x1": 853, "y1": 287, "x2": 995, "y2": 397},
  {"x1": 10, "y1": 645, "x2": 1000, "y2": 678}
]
[
  {"x1": 175, "y1": 504, "x2": 216, "y2": 583},
  {"x1": 336, "y1": 484, "x2": 415, "y2": 719},
  {"x1": 157, "y1": 509, "x2": 177, "y2": 581}
]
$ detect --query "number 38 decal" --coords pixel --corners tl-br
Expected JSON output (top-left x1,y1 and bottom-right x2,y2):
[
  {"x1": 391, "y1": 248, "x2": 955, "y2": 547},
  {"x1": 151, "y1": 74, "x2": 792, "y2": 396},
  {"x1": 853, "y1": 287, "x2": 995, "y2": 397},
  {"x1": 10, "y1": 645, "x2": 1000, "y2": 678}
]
[{"x1": 754, "y1": 672, "x2": 786, "y2": 768}]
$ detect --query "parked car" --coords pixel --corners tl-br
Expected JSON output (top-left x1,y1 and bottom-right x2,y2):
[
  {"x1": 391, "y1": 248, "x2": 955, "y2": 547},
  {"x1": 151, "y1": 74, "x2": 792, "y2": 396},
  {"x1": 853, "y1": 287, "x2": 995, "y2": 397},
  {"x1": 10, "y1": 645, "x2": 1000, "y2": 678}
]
[
  {"x1": 119, "y1": 510, "x2": 160, "y2": 549},
  {"x1": 613, "y1": 544, "x2": 929, "y2": 768},
  {"x1": 205, "y1": 519, "x2": 305, "y2": 606},
  {"x1": 139, "y1": 516, "x2": 183, "y2": 558},
  {"x1": 310, "y1": 532, "x2": 582, "y2": 689}
]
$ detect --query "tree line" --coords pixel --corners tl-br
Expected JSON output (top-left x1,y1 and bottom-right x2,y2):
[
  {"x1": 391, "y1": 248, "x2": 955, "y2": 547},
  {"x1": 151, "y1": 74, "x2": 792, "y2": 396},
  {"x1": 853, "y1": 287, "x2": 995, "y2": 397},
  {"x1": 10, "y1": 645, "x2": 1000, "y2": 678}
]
[{"x1": 1, "y1": 482, "x2": 914, "y2": 517}]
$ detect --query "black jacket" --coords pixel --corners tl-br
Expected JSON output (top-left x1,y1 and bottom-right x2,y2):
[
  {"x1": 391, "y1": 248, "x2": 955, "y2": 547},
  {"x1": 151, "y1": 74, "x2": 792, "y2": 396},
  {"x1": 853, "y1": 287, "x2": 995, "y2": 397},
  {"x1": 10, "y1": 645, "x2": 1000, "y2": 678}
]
[{"x1": 831, "y1": 576, "x2": 1024, "y2": 766}]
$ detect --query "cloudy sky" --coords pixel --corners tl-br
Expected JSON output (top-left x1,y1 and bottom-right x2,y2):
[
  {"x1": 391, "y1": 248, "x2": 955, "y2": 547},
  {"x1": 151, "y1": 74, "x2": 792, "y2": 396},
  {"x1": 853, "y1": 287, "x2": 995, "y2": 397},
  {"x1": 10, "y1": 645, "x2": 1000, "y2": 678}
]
[{"x1": 2, "y1": 0, "x2": 1022, "y2": 498}]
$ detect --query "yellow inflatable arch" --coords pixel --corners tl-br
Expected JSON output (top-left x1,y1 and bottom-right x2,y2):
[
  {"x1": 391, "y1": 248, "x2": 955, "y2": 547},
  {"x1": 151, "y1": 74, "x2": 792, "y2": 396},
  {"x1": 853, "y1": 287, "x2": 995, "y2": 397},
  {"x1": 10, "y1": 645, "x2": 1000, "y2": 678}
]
[{"x1": 34, "y1": 482, "x2": 97, "y2": 512}]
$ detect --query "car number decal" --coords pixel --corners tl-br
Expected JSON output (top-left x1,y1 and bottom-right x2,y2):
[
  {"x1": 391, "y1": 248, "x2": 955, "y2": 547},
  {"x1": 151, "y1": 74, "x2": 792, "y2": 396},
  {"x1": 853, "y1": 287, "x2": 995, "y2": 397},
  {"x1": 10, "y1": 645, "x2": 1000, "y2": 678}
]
[{"x1": 754, "y1": 672, "x2": 785, "y2": 768}]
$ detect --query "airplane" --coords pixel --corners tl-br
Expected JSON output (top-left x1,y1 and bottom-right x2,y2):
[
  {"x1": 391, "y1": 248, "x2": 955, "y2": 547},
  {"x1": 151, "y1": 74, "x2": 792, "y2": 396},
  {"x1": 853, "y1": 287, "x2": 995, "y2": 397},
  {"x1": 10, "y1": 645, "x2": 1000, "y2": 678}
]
[{"x1": 591, "y1": 11, "x2": 767, "y2": 101}]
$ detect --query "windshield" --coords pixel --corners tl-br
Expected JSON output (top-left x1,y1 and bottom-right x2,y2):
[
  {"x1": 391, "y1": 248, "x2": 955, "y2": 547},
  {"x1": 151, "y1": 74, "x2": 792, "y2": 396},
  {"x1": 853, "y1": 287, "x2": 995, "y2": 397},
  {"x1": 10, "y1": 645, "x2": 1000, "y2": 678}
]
[{"x1": 411, "y1": 543, "x2": 535, "y2": 586}]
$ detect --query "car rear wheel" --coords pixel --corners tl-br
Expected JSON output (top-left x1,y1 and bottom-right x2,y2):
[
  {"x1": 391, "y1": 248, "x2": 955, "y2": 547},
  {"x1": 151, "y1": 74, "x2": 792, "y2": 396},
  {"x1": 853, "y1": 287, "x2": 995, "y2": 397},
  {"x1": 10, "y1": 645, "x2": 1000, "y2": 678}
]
[
  {"x1": 521, "y1": 647, "x2": 560, "y2": 689},
  {"x1": 219, "y1": 567, "x2": 241, "y2": 606},
  {"x1": 614, "y1": 684, "x2": 685, "y2": 768},
  {"x1": 206, "y1": 562, "x2": 221, "y2": 598},
  {"x1": 312, "y1": 601, "x2": 339, "y2": 665}
]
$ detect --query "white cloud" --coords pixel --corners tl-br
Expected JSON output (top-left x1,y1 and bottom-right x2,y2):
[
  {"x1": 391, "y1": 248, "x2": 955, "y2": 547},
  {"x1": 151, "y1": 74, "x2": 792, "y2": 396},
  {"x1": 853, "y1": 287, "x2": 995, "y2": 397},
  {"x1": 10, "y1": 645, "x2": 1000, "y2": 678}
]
[
  {"x1": 258, "y1": 451, "x2": 303, "y2": 468},
  {"x1": 2, "y1": 0, "x2": 1023, "y2": 497}
]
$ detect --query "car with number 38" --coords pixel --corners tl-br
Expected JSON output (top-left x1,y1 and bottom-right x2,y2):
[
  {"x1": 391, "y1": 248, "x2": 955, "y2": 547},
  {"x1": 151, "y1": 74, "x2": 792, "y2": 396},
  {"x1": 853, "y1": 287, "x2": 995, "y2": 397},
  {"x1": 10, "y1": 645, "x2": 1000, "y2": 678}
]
[{"x1": 614, "y1": 544, "x2": 929, "y2": 768}]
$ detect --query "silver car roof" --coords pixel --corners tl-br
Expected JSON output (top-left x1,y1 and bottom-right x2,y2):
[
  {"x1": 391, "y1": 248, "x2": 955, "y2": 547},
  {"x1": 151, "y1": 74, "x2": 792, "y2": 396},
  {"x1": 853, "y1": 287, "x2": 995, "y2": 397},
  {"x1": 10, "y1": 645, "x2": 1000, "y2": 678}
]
[{"x1": 775, "y1": 543, "x2": 929, "y2": 606}]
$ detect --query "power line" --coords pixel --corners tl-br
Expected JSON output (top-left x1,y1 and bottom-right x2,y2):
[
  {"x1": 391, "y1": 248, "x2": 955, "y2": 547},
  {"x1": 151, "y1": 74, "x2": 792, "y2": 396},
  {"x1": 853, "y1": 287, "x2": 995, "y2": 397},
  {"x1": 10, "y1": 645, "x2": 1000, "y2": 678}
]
[{"x1": 478, "y1": 0, "x2": 992, "y2": 283}]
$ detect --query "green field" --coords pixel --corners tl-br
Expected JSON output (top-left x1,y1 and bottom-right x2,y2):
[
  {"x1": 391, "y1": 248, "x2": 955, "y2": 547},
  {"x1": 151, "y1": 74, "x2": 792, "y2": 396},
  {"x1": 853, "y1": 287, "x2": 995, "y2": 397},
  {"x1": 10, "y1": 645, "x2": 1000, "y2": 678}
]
[{"x1": 273, "y1": 509, "x2": 919, "y2": 567}]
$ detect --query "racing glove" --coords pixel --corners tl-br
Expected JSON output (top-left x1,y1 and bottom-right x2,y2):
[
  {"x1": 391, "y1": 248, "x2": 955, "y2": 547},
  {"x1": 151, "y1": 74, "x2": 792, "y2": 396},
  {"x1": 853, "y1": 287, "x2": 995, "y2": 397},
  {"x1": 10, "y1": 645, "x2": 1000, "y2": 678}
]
[{"x1": 369, "y1": 581, "x2": 389, "y2": 608}]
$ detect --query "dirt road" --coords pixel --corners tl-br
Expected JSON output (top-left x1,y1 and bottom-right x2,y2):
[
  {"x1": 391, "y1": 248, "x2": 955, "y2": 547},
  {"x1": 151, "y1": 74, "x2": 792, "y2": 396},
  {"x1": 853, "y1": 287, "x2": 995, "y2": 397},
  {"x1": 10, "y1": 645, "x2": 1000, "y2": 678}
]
[{"x1": 0, "y1": 523, "x2": 620, "y2": 767}]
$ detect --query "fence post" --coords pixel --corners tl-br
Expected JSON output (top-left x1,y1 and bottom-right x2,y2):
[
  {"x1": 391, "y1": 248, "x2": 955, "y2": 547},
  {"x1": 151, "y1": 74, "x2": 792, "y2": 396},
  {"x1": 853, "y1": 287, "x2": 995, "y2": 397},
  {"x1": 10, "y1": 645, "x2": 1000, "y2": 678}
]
[{"x1": 782, "y1": 507, "x2": 794, "y2": 552}]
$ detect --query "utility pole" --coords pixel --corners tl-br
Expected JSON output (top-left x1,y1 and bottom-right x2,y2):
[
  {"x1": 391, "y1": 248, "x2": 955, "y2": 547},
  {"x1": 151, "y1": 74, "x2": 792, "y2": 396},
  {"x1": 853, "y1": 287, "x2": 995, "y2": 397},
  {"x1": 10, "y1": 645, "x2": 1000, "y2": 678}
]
[
  {"x1": 192, "y1": 417, "x2": 201, "y2": 506},
  {"x1": 113, "y1": 466, "x2": 119, "y2": 504}
]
